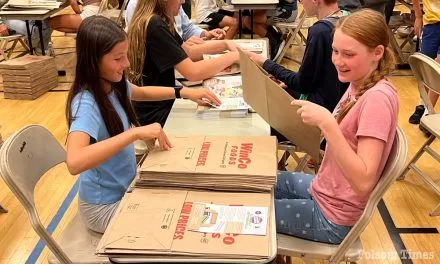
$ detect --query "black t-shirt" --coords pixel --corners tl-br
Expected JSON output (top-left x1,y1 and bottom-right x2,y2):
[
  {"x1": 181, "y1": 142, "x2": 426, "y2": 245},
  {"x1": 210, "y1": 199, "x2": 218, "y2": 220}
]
[{"x1": 133, "y1": 15, "x2": 188, "y2": 126}]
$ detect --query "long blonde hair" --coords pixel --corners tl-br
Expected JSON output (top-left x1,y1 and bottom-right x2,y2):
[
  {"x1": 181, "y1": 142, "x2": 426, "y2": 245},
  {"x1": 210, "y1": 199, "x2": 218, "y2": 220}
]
[
  {"x1": 335, "y1": 9, "x2": 396, "y2": 123},
  {"x1": 127, "y1": 0, "x2": 175, "y2": 84}
]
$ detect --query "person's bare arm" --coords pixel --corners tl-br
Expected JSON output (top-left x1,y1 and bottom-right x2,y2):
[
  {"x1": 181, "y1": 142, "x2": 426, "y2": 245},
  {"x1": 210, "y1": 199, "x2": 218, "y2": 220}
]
[
  {"x1": 70, "y1": 0, "x2": 82, "y2": 14},
  {"x1": 181, "y1": 40, "x2": 236, "y2": 61},
  {"x1": 175, "y1": 52, "x2": 239, "y2": 81},
  {"x1": 412, "y1": 0, "x2": 423, "y2": 37}
]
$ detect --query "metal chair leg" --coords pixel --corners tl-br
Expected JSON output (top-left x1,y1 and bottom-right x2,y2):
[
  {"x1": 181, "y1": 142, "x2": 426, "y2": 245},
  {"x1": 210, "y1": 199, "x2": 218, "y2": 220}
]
[{"x1": 397, "y1": 135, "x2": 435, "y2": 180}]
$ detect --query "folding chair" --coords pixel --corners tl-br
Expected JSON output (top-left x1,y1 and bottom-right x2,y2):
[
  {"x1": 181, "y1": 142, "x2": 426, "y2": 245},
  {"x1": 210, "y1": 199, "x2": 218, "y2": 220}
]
[
  {"x1": 277, "y1": 141, "x2": 319, "y2": 174},
  {"x1": 0, "y1": 125, "x2": 108, "y2": 264},
  {"x1": 397, "y1": 53, "x2": 440, "y2": 216},
  {"x1": 0, "y1": 34, "x2": 29, "y2": 61},
  {"x1": 65, "y1": 0, "x2": 129, "y2": 39},
  {"x1": 388, "y1": 13, "x2": 416, "y2": 64},
  {"x1": 274, "y1": 10, "x2": 310, "y2": 64},
  {"x1": 99, "y1": 0, "x2": 129, "y2": 28},
  {"x1": 277, "y1": 126, "x2": 408, "y2": 263}
]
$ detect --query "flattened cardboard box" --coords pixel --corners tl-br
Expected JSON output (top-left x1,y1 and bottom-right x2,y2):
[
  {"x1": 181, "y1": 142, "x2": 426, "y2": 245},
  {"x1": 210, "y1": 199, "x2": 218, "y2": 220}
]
[
  {"x1": 239, "y1": 50, "x2": 322, "y2": 161},
  {"x1": 138, "y1": 135, "x2": 277, "y2": 191},
  {"x1": 0, "y1": 55, "x2": 55, "y2": 70},
  {"x1": 141, "y1": 135, "x2": 276, "y2": 176},
  {"x1": 97, "y1": 188, "x2": 271, "y2": 259}
]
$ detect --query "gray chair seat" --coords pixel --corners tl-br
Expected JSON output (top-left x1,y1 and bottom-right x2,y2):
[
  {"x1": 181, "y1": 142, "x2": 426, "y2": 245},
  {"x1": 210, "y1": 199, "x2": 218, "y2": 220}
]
[
  {"x1": 421, "y1": 114, "x2": 440, "y2": 138},
  {"x1": 277, "y1": 234, "x2": 362, "y2": 262},
  {"x1": 47, "y1": 213, "x2": 109, "y2": 264}
]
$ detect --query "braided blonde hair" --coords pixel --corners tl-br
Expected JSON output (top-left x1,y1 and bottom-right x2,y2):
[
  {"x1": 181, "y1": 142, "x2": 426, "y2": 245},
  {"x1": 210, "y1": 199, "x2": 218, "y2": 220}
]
[
  {"x1": 335, "y1": 9, "x2": 396, "y2": 123},
  {"x1": 126, "y1": 0, "x2": 175, "y2": 84}
]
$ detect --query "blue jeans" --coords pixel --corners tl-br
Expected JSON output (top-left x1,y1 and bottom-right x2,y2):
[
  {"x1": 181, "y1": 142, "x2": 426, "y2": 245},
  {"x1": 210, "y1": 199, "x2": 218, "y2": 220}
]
[
  {"x1": 275, "y1": 171, "x2": 352, "y2": 244},
  {"x1": 421, "y1": 22, "x2": 440, "y2": 59}
]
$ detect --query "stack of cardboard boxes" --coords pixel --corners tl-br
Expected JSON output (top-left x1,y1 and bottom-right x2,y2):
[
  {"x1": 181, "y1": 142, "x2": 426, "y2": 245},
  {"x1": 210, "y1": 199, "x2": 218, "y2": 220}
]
[
  {"x1": 136, "y1": 135, "x2": 277, "y2": 192},
  {"x1": 0, "y1": 55, "x2": 58, "y2": 100},
  {"x1": 97, "y1": 135, "x2": 278, "y2": 261}
]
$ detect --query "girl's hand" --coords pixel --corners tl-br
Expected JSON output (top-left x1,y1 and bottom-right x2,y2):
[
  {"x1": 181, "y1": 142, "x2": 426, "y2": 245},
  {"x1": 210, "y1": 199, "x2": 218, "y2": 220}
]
[
  {"x1": 207, "y1": 29, "x2": 226, "y2": 40},
  {"x1": 246, "y1": 50, "x2": 267, "y2": 66},
  {"x1": 132, "y1": 123, "x2": 172, "y2": 150},
  {"x1": 291, "y1": 100, "x2": 335, "y2": 129},
  {"x1": 225, "y1": 40, "x2": 238, "y2": 51},
  {"x1": 182, "y1": 87, "x2": 222, "y2": 106}
]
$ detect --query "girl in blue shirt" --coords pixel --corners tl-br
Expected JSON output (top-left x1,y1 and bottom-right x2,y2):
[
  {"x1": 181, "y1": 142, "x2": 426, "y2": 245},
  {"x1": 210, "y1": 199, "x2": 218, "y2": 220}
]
[{"x1": 65, "y1": 16, "x2": 220, "y2": 233}]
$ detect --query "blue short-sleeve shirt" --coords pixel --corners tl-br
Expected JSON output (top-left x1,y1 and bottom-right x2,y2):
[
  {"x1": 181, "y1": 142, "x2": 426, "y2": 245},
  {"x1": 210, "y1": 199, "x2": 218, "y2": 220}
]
[{"x1": 69, "y1": 84, "x2": 136, "y2": 204}]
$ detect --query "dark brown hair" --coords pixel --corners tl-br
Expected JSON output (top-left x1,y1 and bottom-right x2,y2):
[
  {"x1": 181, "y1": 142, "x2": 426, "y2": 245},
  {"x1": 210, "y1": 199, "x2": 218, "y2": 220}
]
[{"x1": 66, "y1": 16, "x2": 139, "y2": 137}]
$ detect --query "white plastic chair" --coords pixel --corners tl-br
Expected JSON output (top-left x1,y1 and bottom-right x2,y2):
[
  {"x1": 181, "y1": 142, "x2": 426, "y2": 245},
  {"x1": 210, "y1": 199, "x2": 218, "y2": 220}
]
[
  {"x1": 397, "y1": 53, "x2": 440, "y2": 216},
  {"x1": 277, "y1": 126, "x2": 408, "y2": 263},
  {"x1": 0, "y1": 125, "x2": 108, "y2": 264}
]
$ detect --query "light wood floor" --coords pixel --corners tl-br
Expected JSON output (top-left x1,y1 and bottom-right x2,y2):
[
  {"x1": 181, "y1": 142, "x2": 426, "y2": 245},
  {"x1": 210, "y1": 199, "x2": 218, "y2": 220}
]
[{"x1": 1, "y1": 11, "x2": 440, "y2": 264}]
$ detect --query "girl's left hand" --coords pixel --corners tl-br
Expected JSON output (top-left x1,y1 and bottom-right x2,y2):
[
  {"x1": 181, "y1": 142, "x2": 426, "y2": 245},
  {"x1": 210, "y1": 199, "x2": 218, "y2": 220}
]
[
  {"x1": 291, "y1": 100, "x2": 334, "y2": 129},
  {"x1": 182, "y1": 87, "x2": 222, "y2": 106},
  {"x1": 247, "y1": 51, "x2": 267, "y2": 66},
  {"x1": 207, "y1": 29, "x2": 226, "y2": 40}
]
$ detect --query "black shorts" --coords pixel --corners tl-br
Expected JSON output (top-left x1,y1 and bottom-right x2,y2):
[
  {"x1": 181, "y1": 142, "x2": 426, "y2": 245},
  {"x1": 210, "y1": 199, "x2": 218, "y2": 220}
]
[{"x1": 201, "y1": 9, "x2": 235, "y2": 29}]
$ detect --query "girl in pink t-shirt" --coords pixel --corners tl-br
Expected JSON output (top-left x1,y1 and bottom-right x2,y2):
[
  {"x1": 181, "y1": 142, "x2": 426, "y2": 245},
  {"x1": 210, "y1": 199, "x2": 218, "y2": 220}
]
[{"x1": 275, "y1": 9, "x2": 399, "y2": 245}]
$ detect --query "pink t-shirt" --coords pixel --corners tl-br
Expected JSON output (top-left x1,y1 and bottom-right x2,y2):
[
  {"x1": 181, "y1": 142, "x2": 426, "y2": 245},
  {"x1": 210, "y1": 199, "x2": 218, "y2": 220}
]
[{"x1": 309, "y1": 79, "x2": 399, "y2": 226}]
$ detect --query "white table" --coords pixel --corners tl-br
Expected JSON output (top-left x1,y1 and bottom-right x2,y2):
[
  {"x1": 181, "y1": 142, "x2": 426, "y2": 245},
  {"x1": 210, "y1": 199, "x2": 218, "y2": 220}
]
[
  {"x1": 164, "y1": 99, "x2": 270, "y2": 136},
  {"x1": 0, "y1": 1, "x2": 69, "y2": 55}
]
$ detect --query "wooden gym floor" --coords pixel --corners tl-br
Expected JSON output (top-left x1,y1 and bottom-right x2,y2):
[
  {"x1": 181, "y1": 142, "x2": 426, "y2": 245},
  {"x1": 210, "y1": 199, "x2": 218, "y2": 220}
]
[{"x1": 1, "y1": 4, "x2": 440, "y2": 264}]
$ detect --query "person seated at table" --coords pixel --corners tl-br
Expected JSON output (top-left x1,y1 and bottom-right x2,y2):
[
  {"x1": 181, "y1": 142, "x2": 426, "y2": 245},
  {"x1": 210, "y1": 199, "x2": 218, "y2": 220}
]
[
  {"x1": 242, "y1": 0, "x2": 298, "y2": 60},
  {"x1": 49, "y1": 0, "x2": 102, "y2": 33},
  {"x1": 407, "y1": 0, "x2": 440, "y2": 137},
  {"x1": 127, "y1": 0, "x2": 239, "y2": 127},
  {"x1": 194, "y1": 0, "x2": 238, "y2": 39},
  {"x1": 247, "y1": 0, "x2": 349, "y2": 119},
  {"x1": 273, "y1": 9, "x2": 399, "y2": 246},
  {"x1": 65, "y1": 16, "x2": 220, "y2": 233},
  {"x1": 3, "y1": 19, "x2": 53, "y2": 55},
  {"x1": 126, "y1": 3, "x2": 236, "y2": 61}
]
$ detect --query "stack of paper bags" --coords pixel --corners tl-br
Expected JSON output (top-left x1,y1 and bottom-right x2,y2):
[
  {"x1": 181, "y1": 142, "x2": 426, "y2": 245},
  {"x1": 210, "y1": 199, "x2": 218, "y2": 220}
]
[
  {"x1": 96, "y1": 188, "x2": 273, "y2": 260},
  {"x1": 0, "y1": 55, "x2": 58, "y2": 100},
  {"x1": 136, "y1": 135, "x2": 277, "y2": 192},
  {"x1": 239, "y1": 50, "x2": 322, "y2": 161}
]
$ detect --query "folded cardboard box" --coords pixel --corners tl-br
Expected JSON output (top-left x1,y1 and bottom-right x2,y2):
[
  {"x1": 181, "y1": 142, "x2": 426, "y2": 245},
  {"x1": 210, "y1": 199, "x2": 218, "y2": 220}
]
[
  {"x1": 239, "y1": 50, "x2": 321, "y2": 161},
  {"x1": 136, "y1": 135, "x2": 277, "y2": 192},
  {"x1": 97, "y1": 188, "x2": 272, "y2": 260},
  {"x1": 0, "y1": 55, "x2": 58, "y2": 100}
]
